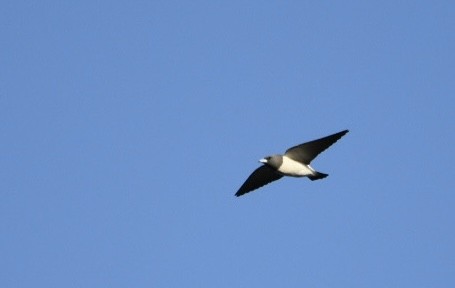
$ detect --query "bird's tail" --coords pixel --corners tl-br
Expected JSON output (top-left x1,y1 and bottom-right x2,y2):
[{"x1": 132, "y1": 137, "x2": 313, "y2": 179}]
[{"x1": 308, "y1": 171, "x2": 328, "y2": 181}]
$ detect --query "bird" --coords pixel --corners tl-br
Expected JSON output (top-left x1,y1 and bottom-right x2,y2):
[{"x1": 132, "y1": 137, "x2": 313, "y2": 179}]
[{"x1": 235, "y1": 129, "x2": 349, "y2": 197}]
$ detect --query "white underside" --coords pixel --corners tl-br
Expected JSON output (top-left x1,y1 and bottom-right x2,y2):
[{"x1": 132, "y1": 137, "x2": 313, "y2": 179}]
[{"x1": 278, "y1": 156, "x2": 316, "y2": 177}]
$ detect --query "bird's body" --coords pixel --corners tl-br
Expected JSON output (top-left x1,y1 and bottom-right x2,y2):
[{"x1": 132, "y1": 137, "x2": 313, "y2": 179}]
[
  {"x1": 235, "y1": 130, "x2": 349, "y2": 197},
  {"x1": 276, "y1": 155, "x2": 316, "y2": 177},
  {"x1": 260, "y1": 155, "x2": 316, "y2": 177}
]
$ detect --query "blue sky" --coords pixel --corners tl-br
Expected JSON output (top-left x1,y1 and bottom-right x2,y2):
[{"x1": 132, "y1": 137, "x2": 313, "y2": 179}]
[{"x1": 1, "y1": 1, "x2": 454, "y2": 287}]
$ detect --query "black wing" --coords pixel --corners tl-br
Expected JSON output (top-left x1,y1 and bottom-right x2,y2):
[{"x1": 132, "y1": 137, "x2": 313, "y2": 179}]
[
  {"x1": 235, "y1": 165, "x2": 283, "y2": 197},
  {"x1": 284, "y1": 130, "x2": 349, "y2": 164}
]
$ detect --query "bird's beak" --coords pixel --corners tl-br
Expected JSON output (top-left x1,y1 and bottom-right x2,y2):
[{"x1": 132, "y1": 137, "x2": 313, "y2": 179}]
[{"x1": 259, "y1": 158, "x2": 267, "y2": 163}]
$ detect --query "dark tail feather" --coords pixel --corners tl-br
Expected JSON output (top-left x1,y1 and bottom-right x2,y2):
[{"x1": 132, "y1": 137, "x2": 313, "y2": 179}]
[{"x1": 308, "y1": 172, "x2": 328, "y2": 181}]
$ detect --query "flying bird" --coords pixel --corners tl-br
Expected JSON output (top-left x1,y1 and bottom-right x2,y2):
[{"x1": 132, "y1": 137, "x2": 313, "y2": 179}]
[{"x1": 235, "y1": 129, "x2": 349, "y2": 197}]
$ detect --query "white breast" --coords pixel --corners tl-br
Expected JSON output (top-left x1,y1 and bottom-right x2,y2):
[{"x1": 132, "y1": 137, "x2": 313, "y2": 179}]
[{"x1": 278, "y1": 156, "x2": 315, "y2": 177}]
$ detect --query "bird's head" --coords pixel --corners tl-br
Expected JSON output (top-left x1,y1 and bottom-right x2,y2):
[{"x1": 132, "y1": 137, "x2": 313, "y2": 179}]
[{"x1": 259, "y1": 155, "x2": 282, "y2": 169}]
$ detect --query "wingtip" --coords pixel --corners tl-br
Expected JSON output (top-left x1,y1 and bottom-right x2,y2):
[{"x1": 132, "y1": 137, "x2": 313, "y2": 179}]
[
  {"x1": 336, "y1": 129, "x2": 349, "y2": 138},
  {"x1": 234, "y1": 191, "x2": 244, "y2": 197}
]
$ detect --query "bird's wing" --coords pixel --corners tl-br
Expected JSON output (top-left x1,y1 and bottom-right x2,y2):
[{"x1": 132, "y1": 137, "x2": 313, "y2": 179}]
[
  {"x1": 235, "y1": 165, "x2": 283, "y2": 197},
  {"x1": 284, "y1": 130, "x2": 349, "y2": 164}
]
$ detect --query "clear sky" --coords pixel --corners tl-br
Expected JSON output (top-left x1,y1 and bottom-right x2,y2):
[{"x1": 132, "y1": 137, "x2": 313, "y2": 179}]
[{"x1": 1, "y1": 1, "x2": 454, "y2": 287}]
